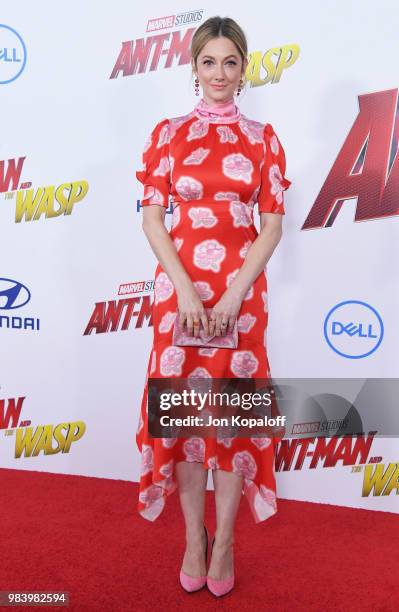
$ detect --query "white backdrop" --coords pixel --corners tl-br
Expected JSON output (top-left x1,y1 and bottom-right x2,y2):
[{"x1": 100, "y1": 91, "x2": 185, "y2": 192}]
[{"x1": 1, "y1": 1, "x2": 398, "y2": 516}]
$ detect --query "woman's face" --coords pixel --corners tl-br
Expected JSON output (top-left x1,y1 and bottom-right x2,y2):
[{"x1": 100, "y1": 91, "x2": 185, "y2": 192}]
[{"x1": 193, "y1": 36, "x2": 246, "y2": 105}]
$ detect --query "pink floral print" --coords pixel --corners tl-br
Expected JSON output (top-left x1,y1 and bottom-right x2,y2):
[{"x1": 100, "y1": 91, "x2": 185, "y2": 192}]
[
  {"x1": 160, "y1": 346, "x2": 185, "y2": 376},
  {"x1": 175, "y1": 175, "x2": 203, "y2": 201},
  {"x1": 230, "y1": 351, "x2": 259, "y2": 377},
  {"x1": 154, "y1": 272, "x2": 174, "y2": 304},
  {"x1": 222, "y1": 153, "x2": 254, "y2": 184},
  {"x1": 232, "y1": 450, "x2": 257, "y2": 479},
  {"x1": 193, "y1": 239, "x2": 226, "y2": 272},
  {"x1": 183, "y1": 437, "x2": 206, "y2": 462},
  {"x1": 188, "y1": 207, "x2": 217, "y2": 229},
  {"x1": 183, "y1": 147, "x2": 210, "y2": 165}
]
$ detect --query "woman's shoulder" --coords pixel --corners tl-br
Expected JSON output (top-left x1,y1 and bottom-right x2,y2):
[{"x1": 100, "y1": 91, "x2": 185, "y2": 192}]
[
  {"x1": 168, "y1": 111, "x2": 197, "y2": 136},
  {"x1": 238, "y1": 113, "x2": 272, "y2": 145},
  {"x1": 149, "y1": 111, "x2": 197, "y2": 140},
  {"x1": 145, "y1": 117, "x2": 170, "y2": 140},
  {"x1": 240, "y1": 113, "x2": 274, "y2": 133}
]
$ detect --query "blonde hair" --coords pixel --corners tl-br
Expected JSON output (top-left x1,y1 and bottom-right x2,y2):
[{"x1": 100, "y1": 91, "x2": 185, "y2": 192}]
[{"x1": 191, "y1": 16, "x2": 248, "y2": 85}]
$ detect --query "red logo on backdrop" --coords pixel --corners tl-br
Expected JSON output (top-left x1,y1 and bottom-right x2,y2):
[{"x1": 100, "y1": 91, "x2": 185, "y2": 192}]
[
  {"x1": 302, "y1": 88, "x2": 399, "y2": 229},
  {"x1": 0, "y1": 157, "x2": 26, "y2": 192},
  {"x1": 110, "y1": 27, "x2": 195, "y2": 78},
  {"x1": 275, "y1": 432, "x2": 376, "y2": 471},
  {"x1": 84, "y1": 281, "x2": 154, "y2": 334}
]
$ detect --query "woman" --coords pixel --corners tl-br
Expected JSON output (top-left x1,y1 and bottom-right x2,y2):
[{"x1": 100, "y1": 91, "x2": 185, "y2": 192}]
[{"x1": 135, "y1": 16, "x2": 291, "y2": 597}]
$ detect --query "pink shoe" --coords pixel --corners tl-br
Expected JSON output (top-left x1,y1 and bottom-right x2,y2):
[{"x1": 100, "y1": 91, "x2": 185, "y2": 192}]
[
  {"x1": 206, "y1": 536, "x2": 235, "y2": 597},
  {"x1": 179, "y1": 525, "x2": 209, "y2": 593}
]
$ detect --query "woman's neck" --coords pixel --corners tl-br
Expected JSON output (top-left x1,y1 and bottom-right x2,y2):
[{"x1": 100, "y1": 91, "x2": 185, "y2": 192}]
[
  {"x1": 194, "y1": 95, "x2": 241, "y2": 123},
  {"x1": 202, "y1": 94, "x2": 234, "y2": 107}
]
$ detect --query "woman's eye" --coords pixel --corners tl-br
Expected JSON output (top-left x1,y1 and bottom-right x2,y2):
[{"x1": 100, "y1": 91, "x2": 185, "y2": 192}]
[{"x1": 203, "y1": 60, "x2": 237, "y2": 66}]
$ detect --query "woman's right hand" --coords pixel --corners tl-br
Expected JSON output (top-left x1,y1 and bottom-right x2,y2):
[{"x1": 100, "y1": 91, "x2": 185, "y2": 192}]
[{"x1": 177, "y1": 284, "x2": 209, "y2": 337}]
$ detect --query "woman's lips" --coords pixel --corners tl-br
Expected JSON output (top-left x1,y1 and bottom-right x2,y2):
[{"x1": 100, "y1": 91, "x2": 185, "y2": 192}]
[{"x1": 212, "y1": 84, "x2": 225, "y2": 89}]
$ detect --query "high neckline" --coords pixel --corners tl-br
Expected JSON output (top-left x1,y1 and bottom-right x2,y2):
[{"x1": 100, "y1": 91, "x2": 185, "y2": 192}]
[{"x1": 193, "y1": 96, "x2": 241, "y2": 124}]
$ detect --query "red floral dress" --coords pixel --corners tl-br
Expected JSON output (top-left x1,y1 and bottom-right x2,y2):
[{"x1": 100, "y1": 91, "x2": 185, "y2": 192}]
[{"x1": 135, "y1": 98, "x2": 291, "y2": 523}]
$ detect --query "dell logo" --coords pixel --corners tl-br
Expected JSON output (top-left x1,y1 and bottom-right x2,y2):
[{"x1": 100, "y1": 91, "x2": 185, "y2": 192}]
[{"x1": 324, "y1": 300, "x2": 384, "y2": 359}]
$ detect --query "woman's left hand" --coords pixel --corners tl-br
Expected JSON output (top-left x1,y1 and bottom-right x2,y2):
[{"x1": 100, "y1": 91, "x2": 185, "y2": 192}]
[{"x1": 209, "y1": 288, "x2": 244, "y2": 337}]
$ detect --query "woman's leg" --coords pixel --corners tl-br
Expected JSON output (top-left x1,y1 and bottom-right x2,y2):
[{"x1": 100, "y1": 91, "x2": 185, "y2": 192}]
[
  {"x1": 208, "y1": 468, "x2": 243, "y2": 580},
  {"x1": 176, "y1": 460, "x2": 208, "y2": 577}
]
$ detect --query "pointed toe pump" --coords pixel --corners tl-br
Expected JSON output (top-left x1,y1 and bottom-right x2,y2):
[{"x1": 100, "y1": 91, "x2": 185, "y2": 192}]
[
  {"x1": 179, "y1": 525, "x2": 209, "y2": 593},
  {"x1": 206, "y1": 536, "x2": 235, "y2": 597}
]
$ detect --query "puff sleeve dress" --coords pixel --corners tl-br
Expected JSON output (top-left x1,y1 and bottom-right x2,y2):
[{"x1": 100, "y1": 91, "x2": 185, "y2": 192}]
[{"x1": 135, "y1": 98, "x2": 291, "y2": 523}]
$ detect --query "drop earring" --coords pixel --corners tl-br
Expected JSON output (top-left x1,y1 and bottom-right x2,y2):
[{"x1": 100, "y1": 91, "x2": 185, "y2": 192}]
[
  {"x1": 194, "y1": 77, "x2": 199, "y2": 96},
  {"x1": 236, "y1": 78, "x2": 243, "y2": 96}
]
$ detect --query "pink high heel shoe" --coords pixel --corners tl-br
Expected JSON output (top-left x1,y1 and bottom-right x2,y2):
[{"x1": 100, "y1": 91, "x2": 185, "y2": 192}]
[
  {"x1": 179, "y1": 525, "x2": 209, "y2": 593},
  {"x1": 206, "y1": 535, "x2": 235, "y2": 597}
]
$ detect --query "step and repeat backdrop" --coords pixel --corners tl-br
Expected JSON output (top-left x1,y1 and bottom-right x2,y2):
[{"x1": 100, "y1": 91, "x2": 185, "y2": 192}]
[{"x1": 1, "y1": 2, "x2": 398, "y2": 516}]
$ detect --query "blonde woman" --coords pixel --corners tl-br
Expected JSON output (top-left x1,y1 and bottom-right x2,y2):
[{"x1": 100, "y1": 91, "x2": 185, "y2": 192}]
[{"x1": 135, "y1": 15, "x2": 291, "y2": 597}]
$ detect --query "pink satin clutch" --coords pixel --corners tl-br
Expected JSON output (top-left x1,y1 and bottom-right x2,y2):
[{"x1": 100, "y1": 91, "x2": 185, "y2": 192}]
[{"x1": 172, "y1": 309, "x2": 238, "y2": 349}]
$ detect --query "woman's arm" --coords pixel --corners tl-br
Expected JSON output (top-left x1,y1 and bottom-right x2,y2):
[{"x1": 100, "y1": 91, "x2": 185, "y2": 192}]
[
  {"x1": 229, "y1": 212, "x2": 283, "y2": 298},
  {"x1": 210, "y1": 213, "x2": 283, "y2": 336},
  {"x1": 142, "y1": 205, "x2": 209, "y2": 336},
  {"x1": 142, "y1": 205, "x2": 190, "y2": 294}
]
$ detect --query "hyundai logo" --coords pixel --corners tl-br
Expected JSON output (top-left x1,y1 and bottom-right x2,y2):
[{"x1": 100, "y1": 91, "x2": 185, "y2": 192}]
[
  {"x1": 324, "y1": 300, "x2": 384, "y2": 359},
  {"x1": 0, "y1": 278, "x2": 31, "y2": 309}
]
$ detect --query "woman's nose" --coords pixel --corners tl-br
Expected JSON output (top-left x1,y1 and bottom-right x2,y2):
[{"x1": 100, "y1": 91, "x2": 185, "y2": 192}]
[{"x1": 214, "y1": 64, "x2": 225, "y2": 79}]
